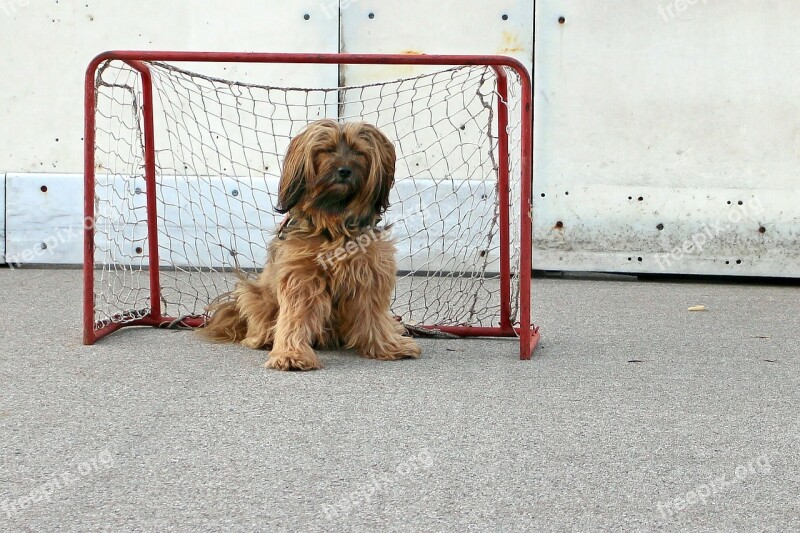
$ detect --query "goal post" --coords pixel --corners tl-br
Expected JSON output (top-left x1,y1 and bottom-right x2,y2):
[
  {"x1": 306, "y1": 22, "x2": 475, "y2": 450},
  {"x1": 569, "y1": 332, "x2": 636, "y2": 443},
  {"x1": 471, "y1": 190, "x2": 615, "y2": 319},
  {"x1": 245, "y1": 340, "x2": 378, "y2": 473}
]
[{"x1": 83, "y1": 51, "x2": 539, "y2": 359}]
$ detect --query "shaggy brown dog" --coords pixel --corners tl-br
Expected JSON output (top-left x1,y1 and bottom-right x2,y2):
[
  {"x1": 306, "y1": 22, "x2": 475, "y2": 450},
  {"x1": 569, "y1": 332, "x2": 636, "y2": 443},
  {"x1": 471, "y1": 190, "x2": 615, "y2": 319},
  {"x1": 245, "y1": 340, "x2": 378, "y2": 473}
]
[{"x1": 200, "y1": 120, "x2": 421, "y2": 370}]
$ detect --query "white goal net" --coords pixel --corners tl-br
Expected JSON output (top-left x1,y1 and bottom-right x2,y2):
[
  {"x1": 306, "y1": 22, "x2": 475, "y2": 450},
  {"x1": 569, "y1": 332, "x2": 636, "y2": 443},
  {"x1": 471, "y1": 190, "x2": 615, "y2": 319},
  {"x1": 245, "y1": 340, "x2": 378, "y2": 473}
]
[{"x1": 89, "y1": 58, "x2": 526, "y2": 336}]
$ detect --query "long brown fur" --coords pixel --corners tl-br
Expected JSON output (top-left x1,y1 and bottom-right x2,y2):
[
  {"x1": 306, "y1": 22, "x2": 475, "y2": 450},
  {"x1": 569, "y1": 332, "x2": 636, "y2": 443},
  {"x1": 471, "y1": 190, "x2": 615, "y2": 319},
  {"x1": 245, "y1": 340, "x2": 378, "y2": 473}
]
[{"x1": 200, "y1": 120, "x2": 421, "y2": 370}]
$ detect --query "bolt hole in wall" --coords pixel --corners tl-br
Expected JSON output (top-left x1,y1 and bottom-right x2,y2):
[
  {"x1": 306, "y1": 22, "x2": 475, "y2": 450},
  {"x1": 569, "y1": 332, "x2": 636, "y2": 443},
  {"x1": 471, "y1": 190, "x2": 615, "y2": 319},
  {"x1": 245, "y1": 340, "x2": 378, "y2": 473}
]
[{"x1": 40, "y1": 185, "x2": 47, "y2": 192}]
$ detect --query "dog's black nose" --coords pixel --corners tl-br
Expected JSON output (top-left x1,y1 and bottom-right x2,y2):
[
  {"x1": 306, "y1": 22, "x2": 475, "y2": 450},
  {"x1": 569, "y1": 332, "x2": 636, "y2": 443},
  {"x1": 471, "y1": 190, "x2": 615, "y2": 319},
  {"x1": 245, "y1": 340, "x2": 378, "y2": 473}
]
[{"x1": 337, "y1": 167, "x2": 352, "y2": 180}]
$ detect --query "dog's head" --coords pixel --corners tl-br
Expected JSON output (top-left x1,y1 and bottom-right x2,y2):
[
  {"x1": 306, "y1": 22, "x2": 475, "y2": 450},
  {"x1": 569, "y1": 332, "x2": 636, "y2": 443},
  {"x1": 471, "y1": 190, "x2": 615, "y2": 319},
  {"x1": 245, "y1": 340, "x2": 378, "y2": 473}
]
[{"x1": 276, "y1": 120, "x2": 395, "y2": 230}]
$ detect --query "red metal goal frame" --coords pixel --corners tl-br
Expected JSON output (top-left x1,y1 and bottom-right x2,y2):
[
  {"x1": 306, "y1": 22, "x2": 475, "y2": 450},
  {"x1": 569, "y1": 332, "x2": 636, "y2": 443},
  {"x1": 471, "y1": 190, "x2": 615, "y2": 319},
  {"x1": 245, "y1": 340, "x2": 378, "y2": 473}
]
[{"x1": 83, "y1": 51, "x2": 540, "y2": 358}]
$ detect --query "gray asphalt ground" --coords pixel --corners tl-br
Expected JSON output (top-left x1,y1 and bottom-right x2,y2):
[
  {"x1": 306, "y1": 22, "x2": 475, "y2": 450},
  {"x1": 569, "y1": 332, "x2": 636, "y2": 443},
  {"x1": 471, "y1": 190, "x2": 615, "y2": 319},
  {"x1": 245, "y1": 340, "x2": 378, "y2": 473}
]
[{"x1": 0, "y1": 269, "x2": 798, "y2": 532}]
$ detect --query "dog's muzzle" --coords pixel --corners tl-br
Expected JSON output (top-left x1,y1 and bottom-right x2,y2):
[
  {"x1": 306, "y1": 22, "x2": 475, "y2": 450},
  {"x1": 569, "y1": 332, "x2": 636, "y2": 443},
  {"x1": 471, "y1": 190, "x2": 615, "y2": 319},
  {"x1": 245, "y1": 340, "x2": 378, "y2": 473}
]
[{"x1": 336, "y1": 166, "x2": 352, "y2": 183}]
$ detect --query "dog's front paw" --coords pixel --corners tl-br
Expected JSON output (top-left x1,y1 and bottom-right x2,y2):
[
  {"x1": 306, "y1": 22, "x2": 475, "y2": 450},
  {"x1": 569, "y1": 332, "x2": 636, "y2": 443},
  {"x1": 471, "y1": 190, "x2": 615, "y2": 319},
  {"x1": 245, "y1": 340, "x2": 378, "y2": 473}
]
[
  {"x1": 362, "y1": 337, "x2": 421, "y2": 361},
  {"x1": 266, "y1": 350, "x2": 323, "y2": 371}
]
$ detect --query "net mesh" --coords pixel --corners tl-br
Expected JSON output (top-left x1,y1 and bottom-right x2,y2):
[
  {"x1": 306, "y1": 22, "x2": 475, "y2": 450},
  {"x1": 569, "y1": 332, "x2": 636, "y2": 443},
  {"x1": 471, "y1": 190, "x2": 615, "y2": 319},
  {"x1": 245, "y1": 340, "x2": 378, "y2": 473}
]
[{"x1": 91, "y1": 60, "x2": 524, "y2": 332}]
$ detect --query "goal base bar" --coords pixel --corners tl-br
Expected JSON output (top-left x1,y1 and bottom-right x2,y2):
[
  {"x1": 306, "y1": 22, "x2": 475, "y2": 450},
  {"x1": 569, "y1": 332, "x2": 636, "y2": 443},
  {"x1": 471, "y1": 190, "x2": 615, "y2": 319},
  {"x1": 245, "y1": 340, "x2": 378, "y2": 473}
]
[{"x1": 88, "y1": 316, "x2": 540, "y2": 360}]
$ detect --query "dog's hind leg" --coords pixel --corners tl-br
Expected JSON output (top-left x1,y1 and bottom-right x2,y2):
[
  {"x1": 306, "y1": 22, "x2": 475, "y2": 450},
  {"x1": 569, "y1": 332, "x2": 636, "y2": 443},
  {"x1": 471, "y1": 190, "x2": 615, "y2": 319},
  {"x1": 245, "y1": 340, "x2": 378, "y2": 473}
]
[
  {"x1": 336, "y1": 262, "x2": 421, "y2": 361},
  {"x1": 199, "y1": 299, "x2": 248, "y2": 343},
  {"x1": 235, "y1": 279, "x2": 279, "y2": 350},
  {"x1": 339, "y1": 297, "x2": 421, "y2": 361},
  {"x1": 265, "y1": 272, "x2": 329, "y2": 370}
]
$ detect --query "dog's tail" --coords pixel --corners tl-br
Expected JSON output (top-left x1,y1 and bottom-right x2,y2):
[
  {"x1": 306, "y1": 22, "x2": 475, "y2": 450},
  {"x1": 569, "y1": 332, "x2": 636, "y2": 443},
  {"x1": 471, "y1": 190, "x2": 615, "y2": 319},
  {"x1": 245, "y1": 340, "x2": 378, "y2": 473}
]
[{"x1": 199, "y1": 295, "x2": 249, "y2": 343}]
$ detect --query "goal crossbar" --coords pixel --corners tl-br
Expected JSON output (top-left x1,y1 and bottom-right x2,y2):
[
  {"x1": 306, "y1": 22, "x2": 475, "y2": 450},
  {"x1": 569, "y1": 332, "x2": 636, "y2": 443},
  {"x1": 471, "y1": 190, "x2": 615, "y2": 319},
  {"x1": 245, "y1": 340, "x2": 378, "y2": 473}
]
[{"x1": 83, "y1": 51, "x2": 539, "y2": 359}]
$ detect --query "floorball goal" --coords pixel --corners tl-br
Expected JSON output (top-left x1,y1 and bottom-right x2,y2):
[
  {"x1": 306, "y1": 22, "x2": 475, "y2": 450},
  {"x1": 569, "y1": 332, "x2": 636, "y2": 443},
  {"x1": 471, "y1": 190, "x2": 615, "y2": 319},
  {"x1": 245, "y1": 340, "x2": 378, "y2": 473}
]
[{"x1": 83, "y1": 51, "x2": 539, "y2": 358}]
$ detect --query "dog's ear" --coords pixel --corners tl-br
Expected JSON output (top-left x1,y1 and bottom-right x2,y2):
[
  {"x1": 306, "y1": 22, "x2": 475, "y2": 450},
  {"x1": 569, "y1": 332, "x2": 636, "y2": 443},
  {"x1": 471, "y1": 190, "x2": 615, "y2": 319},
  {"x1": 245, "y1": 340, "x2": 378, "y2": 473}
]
[
  {"x1": 360, "y1": 124, "x2": 396, "y2": 214},
  {"x1": 276, "y1": 129, "x2": 310, "y2": 214}
]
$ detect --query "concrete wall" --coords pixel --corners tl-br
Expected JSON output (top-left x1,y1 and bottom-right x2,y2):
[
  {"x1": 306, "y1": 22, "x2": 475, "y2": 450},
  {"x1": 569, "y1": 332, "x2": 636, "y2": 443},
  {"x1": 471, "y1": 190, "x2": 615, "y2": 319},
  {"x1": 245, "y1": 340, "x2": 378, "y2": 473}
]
[{"x1": 1, "y1": 0, "x2": 797, "y2": 276}]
